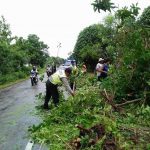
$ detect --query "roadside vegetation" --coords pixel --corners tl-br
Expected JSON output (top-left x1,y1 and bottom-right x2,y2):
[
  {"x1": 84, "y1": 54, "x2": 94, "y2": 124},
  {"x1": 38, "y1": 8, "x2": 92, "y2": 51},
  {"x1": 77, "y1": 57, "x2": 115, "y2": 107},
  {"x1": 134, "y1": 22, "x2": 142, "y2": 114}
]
[
  {"x1": 0, "y1": 16, "x2": 65, "y2": 87},
  {"x1": 29, "y1": 73, "x2": 150, "y2": 149},
  {"x1": 28, "y1": 1, "x2": 150, "y2": 149},
  {"x1": 0, "y1": 16, "x2": 49, "y2": 86}
]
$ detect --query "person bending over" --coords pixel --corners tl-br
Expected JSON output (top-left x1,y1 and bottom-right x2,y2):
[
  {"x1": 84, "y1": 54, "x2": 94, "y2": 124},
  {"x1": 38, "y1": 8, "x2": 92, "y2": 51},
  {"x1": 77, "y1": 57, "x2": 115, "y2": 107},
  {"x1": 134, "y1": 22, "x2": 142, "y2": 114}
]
[{"x1": 43, "y1": 67, "x2": 74, "y2": 109}]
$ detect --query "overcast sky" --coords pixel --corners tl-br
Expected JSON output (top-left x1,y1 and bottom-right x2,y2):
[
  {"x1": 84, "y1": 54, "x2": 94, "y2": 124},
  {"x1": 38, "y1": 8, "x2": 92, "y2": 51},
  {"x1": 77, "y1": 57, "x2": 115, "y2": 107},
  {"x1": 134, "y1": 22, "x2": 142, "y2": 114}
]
[{"x1": 0, "y1": 0, "x2": 149, "y2": 58}]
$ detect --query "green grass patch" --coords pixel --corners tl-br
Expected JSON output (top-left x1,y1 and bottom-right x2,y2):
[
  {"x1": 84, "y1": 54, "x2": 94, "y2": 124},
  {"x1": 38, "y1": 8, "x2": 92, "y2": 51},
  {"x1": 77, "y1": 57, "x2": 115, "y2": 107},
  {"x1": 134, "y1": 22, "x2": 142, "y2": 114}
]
[{"x1": 0, "y1": 67, "x2": 45, "y2": 89}]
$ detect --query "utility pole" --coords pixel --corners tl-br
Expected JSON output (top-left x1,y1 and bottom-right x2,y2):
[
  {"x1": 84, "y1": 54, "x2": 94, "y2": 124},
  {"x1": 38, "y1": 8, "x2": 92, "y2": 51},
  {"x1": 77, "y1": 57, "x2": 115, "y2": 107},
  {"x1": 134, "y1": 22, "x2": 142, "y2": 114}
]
[{"x1": 57, "y1": 42, "x2": 61, "y2": 57}]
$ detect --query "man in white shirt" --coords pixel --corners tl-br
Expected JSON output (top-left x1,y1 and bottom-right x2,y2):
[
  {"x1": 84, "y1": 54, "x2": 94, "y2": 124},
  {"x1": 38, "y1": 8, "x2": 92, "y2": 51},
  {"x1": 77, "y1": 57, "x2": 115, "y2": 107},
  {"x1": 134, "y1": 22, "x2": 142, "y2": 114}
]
[{"x1": 96, "y1": 58, "x2": 104, "y2": 81}]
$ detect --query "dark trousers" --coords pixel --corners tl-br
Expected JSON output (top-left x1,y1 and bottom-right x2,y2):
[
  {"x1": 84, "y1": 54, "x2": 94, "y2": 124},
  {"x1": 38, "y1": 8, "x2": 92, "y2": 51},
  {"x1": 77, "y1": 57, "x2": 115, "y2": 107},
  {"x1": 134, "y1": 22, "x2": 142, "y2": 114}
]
[
  {"x1": 98, "y1": 76, "x2": 101, "y2": 81},
  {"x1": 44, "y1": 79, "x2": 59, "y2": 108},
  {"x1": 70, "y1": 82, "x2": 74, "y2": 90},
  {"x1": 98, "y1": 75, "x2": 107, "y2": 81},
  {"x1": 70, "y1": 82, "x2": 76, "y2": 91}
]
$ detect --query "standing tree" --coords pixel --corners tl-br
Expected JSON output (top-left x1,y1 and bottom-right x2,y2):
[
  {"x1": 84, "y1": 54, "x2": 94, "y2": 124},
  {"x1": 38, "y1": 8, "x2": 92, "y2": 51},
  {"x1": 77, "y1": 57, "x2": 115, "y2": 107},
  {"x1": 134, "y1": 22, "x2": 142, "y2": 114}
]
[
  {"x1": 0, "y1": 16, "x2": 14, "y2": 75},
  {"x1": 26, "y1": 34, "x2": 49, "y2": 67}
]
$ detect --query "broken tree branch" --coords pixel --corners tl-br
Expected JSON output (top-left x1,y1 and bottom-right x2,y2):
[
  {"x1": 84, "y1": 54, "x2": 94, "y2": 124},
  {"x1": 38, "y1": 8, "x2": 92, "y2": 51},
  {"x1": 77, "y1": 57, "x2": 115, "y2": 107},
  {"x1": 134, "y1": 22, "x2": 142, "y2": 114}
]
[
  {"x1": 101, "y1": 89, "x2": 119, "y2": 111},
  {"x1": 115, "y1": 98, "x2": 141, "y2": 107}
]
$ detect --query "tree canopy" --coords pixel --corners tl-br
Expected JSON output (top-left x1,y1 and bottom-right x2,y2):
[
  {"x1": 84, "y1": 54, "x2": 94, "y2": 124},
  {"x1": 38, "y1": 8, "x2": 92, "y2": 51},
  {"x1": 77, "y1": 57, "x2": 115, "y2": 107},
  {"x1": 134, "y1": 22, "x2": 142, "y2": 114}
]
[
  {"x1": 0, "y1": 16, "x2": 52, "y2": 85},
  {"x1": 139, "y1": 6, "x2": 150, "y2": 26},
  {"x1": 73, "y1": 4, "x2": 150, "y2": 104},
  {"x1": 73, "y1": 24, "x2": 114, "y2": 70}
]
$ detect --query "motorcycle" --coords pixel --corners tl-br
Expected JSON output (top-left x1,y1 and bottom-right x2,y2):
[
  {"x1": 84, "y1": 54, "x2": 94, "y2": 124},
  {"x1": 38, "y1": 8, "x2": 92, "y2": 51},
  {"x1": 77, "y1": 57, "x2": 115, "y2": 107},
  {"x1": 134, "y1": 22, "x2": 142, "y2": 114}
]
[{"x1": 30, "y1": 74, "x2": 38, "y2": 86}]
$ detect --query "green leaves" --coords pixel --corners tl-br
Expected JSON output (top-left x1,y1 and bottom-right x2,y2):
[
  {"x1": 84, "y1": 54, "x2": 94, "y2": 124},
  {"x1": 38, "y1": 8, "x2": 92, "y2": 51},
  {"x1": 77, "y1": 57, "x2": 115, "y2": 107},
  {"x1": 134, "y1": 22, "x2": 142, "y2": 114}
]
[
  {"x1": 139, "y1": 6, "x2": 150, "y2": 26},
  {"x1": 29, "y1": 73, "x2": 150, "y2": 149},
  {"x1": 115, "y1": 3, "x2": 140, "y2": 26},
  {"x1": 91, "y1": 0, "x2": 116, "y2": 13},
  {"x1": 73, "y1": 23, "x2": 114, "y2": 70},
  {"x1": 0, "y1": 16, "x2": 50, "y2": 85},
  {"x1": 26, "y1": 34, "x2": 49, "y2": 67}
]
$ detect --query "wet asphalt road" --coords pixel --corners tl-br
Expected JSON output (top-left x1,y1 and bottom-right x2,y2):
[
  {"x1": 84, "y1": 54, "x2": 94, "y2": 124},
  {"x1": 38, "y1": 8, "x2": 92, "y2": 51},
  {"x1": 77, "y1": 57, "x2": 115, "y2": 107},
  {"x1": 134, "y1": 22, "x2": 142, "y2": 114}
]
[{"x1": 0, "y1": 78, "x2": 46, "y2": 150}]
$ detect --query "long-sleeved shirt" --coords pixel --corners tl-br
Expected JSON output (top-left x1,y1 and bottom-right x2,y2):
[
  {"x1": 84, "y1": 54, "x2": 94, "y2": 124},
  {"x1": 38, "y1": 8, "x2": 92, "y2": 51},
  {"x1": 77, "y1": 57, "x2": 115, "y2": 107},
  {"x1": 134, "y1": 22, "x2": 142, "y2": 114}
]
[{"x1": 49, "y1": 76, "x2": 73, "y2": 95}]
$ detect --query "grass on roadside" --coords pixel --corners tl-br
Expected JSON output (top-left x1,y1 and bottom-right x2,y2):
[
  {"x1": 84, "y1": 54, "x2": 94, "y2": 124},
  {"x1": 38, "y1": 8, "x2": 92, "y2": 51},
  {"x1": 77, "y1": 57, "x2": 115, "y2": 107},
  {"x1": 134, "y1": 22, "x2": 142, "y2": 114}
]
[{"x1": 0, "y1": 67, "x2": 46, "y2": 90}]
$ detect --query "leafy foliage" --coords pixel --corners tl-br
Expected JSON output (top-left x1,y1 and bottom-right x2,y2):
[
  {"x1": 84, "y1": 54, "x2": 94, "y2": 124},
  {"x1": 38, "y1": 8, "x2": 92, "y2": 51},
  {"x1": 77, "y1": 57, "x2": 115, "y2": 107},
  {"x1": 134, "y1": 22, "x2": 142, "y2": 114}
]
[
  {"x1": 139, "y1": 6, "x2": 150, "y2": 26},
  {"x1": 73, "y1": 24, "x2": 114, "y2": 71},
  {"x1": 46, "y1": 56, "x2": 64, "y2": 67},
  {"x1": 116, "y1": 3, "x2": 140, "y2": 22},
  {"x1": 91, "y1": 0, "x2": 116, "y2": 13},
  {"x1": 73, "y1": 3, "x2": 150, "y2": 105},
  {"x1": 102, "y1": 5, "x2": 150, "y2": 104},
  {"x1": 29, "y1": 74, "x2": 150, "y2": 149},
  {"x1": 26, "y1": 34, "x2": 49, "y2": 67},
  {"x1": 0, "y1": 16, "x2": 50, "y2": 85}
]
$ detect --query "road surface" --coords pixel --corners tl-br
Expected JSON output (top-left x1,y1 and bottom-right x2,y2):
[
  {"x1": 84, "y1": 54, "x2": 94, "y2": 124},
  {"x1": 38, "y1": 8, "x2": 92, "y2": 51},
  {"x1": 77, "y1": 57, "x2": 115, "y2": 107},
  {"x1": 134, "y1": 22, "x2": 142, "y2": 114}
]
[{"x1": 0, "y1": 77, "x2": 46, "y2": 150}]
